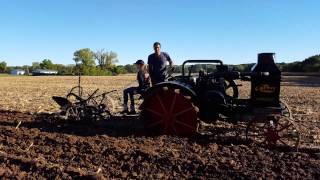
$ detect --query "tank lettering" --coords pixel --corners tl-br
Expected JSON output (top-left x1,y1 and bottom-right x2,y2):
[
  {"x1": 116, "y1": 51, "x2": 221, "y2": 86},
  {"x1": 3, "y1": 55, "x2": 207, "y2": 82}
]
[{"x1": 255, "y1": 84, "x2": 276, "y2": 93}]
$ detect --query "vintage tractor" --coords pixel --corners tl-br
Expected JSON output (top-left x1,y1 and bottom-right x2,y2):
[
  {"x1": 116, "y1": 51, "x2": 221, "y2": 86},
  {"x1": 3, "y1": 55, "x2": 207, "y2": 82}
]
[{"x1": 140, "y1": 53, "x2": 300, "y2": 148}]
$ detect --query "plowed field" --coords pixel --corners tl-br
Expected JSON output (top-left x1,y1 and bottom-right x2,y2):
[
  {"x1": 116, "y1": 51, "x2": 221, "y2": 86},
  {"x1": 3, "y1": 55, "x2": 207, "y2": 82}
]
[{"x1": 0, "y1": 75, "x2": 319, "y2": 179}]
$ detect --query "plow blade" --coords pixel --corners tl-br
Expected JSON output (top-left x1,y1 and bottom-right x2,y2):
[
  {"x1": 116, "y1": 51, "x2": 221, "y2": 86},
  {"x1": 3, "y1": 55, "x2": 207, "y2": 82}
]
[{"x1": 52, "y1": 96, "x2": 72, "y2": 108}]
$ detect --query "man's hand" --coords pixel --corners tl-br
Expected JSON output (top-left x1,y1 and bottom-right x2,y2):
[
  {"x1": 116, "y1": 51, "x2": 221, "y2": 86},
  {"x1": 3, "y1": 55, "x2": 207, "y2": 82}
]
[
  {"x1": 165, "y1": 65, "x2": 175, "y2": 80},
  {"x1": 169, "y1": 60, "x2": 173, "y2": 67}
]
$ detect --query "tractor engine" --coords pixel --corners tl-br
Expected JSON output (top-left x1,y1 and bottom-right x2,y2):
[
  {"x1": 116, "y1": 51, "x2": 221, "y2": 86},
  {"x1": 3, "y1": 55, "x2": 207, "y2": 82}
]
[
  {"x1": 195, "y1": 69, "x2": 228, "y2": 123},
  {"x1": 250, "y1": 53, "x2": 281, "y2": 107}
]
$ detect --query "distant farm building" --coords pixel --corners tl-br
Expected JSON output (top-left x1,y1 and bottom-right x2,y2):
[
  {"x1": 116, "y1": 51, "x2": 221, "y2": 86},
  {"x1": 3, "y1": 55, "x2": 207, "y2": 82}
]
[
  {"x1": 32, "y1": 69, "x2": 58, "y2": 76},
  {"x1": 11, "y1": 69, "x2": 25, "y2": 75}
]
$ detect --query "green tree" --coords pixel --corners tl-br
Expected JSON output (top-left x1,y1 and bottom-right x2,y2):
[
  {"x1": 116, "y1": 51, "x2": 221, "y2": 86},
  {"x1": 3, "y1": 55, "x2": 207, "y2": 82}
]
[
  {"x1": 302, "y1": 55, "x2": 320, "y2": 72},
  {"x1": 40, "y1": 59, "x2": 54, "y2": 69},
  {"x1": 282, "y1": 61, "x2": 302, "y2": 72},
  {"x1": 124, "y1": 64, "x2": 137, "y2": 73},
  {"x1": 65, "y1": 64, "x2": 76, "y2": 75},
  {"x1": 0, "y1": 61, "x2": 7, "y2": 73},
  {"x1": 233, "y1": 63, "x2": 254, "y2": 72},
  {"x1": 113, "y1": 65, "x2": 127, "y2": 75},
  {"x1": 31, "y1": 62, "x2": 40, "y2": 71},
  {"x1": 5, "y1": 66, "x2": 13, "y2": 74},
  {"x1": 73, "y1": 48, "x2": 95, "y2": 67},
  {"x1": 94, "y1": 49, "x2": 118, "y2": 70}
]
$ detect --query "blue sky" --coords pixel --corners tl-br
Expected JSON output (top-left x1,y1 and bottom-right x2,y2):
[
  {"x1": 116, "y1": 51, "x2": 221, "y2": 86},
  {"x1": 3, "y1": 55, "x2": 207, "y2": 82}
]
[{"x1": 0, "y1": 0, "x2": 319, "y2": 66}]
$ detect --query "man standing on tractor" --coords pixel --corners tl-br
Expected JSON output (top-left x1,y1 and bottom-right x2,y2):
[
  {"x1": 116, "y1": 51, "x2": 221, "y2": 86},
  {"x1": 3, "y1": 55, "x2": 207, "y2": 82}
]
[
  {"x1": 122, "y1": 60, "x2": 151, "y2": 114},
  {"x1": 148, "y1": 42, "x2": 173, "y2": 85}
]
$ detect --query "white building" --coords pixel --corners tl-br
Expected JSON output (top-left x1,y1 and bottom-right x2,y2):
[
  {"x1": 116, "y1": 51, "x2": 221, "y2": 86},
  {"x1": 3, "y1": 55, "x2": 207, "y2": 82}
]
[
  {"x1": 10, "y1": 69, "x2": 25, "y2": 75},
  {"x1": 32, "y1": 69, "x2": 58, "y2": 76}
]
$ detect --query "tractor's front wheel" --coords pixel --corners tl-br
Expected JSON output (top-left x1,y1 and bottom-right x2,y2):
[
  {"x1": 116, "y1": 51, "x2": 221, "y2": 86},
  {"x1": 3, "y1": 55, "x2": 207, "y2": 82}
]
[
  {"x1": 245, "y1": 101, "x2": 300, "y2": 150},
  {"x1": 140, "y1": 84, "x2": 199, "y2": 136}
]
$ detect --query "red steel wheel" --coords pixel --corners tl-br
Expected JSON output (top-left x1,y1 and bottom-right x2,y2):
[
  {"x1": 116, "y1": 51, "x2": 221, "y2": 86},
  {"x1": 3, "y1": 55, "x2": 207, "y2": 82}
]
[
  {"x1": 246, "y1": 116, "x2": 300, "y2": 149},
  {"x1": 141, "y1": 85, "x2": 199, "y2": 136}
]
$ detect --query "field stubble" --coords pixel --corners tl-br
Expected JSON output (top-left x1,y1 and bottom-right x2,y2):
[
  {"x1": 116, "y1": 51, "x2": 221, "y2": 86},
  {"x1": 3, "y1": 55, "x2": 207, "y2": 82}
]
[
  {"x1": 0, "y1": 75, "x2": 319, "y2": 179},
  {"x1": 0, "y1": 76, "x2": 136, "y2": 113}
]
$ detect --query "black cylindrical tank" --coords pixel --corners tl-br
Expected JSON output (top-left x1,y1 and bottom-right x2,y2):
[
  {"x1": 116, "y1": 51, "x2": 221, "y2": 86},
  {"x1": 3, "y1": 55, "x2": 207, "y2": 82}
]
[{"x1": 251, "y1": 53, "x2": 281, "y2": 107}]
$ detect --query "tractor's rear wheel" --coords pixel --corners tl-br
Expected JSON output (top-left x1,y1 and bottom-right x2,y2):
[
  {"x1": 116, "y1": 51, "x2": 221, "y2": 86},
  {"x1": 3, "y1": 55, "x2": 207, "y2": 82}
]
[{"x1": 140, "y1": 85, "x2": 199, "y2": 136}]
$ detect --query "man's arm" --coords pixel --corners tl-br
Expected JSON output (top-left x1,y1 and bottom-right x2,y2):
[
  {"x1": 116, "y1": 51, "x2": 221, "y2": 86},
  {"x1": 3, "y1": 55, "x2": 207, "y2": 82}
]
[
  {"x1": 164, "y1": 52, "x2": 173, "y2": 66},
  {"x1": 147, "y1": 55, "x2": 153, "y2": 75}
]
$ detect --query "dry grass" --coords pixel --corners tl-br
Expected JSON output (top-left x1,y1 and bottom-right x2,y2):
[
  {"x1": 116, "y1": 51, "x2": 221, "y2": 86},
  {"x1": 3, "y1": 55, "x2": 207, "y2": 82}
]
[{"x1": 0, "y1": 75, "x2": 136, "y2": 113}]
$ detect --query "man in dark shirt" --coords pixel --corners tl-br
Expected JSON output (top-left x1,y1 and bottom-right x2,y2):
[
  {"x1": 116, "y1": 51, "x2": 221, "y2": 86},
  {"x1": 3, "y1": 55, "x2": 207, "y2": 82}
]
[
  {"x1": 148, "y1": 42, "x2": 173, "y2": 85},
  {"x1": 122, "y1": 60, "x2": 150, "y2": 114}
]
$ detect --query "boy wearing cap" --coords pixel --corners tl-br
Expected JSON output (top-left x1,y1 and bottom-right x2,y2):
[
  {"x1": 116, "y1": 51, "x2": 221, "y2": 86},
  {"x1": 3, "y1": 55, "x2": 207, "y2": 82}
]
[{"x1": 122, "y1": 60, "x2": 151, "y2": 114}]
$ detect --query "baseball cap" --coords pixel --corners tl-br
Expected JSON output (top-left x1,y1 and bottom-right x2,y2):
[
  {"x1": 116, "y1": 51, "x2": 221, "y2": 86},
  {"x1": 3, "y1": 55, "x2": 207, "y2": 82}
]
[{"x1": 134, "y1": 59, "x2": 145, "y2": 65}]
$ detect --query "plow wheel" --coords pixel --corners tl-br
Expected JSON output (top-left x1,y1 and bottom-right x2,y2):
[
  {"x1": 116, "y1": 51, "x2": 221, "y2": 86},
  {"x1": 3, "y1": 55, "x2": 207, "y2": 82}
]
[
  {"x1": 67, "y1": 86, "x2": 84, "y2": 102},
  {"x1": 89, "y1": 94, "x2": 115, "y2": 116},
  {"x1": 65, "y1": 106, "x2": 81, "y2": 121},
  {"x1": 141, "y1": 85, "x2": 199, "y2": 136}
]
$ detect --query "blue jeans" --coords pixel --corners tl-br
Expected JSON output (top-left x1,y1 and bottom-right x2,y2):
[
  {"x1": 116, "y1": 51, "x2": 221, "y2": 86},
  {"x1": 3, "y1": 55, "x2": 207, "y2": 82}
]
[{"x1": 123, "y1": 87, "x2": 139, "y2": 110}]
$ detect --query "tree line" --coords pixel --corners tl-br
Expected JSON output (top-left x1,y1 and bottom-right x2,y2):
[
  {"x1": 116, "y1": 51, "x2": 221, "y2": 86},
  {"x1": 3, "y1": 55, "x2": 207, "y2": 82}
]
[
  {"x1": 0, "y1": 53, "x2": 319, "y2": 75},
  {"x1": 0, "y1": 48, "x2": 131, "y2": 75},
  {"x1": 232, "y1": 55, "x2": 320, "y2": 72},
  {"x1": 172, "y1": 54, "x2": 320, "y2": 73}
]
